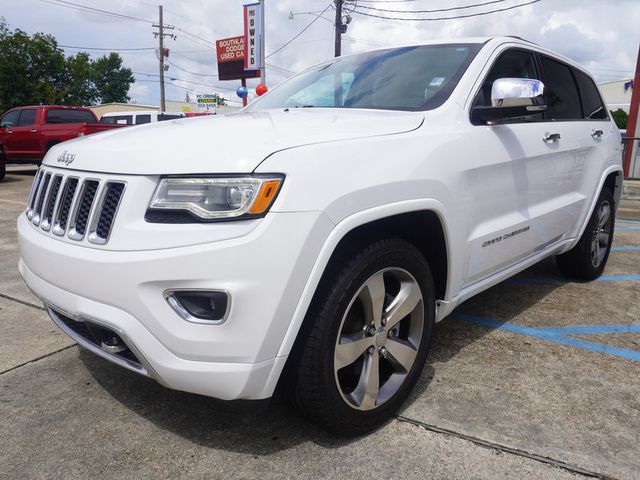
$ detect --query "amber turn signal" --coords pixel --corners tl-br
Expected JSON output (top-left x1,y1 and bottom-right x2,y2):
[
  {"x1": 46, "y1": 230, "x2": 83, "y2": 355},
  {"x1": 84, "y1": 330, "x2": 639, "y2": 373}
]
[{"x1": 249, "y1": 179, "x2": 282, "y2": 214}]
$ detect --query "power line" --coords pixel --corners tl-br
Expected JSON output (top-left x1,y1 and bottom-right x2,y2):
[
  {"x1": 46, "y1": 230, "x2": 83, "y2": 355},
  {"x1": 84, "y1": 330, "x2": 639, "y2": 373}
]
[
  {"x1": 267, "y1": 4, "x2": 333, "y2": 59},
  {"x1": 134, "y1": 71, "x2": 238, "y2": 92},
  {"x1": 59, "y1": 44, "x2": 156, "y2": 51},
  {"x1": 355, "y1": 0, "x2": 506, "y2": 13},
  {"x1": 38, "y1": 0, "x2": 152, "y2": 23},
  {"x1": 351, "y1": 0, "x2": 541, "y2": 21},
  {"x1": 167, "y1": 60, "x2": 218, "y2": 78},
  {"x1": 134, "y1": 77, "x2": 243, "y2": 104}
]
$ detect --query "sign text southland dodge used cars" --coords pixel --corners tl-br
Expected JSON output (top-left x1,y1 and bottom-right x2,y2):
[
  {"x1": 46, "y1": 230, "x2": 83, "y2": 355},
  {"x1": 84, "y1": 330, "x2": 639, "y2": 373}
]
[{"x1": 18, "y1": 37, "x2": 622, "y2": 435}]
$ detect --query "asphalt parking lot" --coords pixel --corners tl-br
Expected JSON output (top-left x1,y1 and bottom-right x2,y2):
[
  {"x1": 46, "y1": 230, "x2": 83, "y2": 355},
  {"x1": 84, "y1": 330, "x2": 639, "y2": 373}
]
[{"x1": 1, "y1": 167, "x2": 639, "y2": 480}]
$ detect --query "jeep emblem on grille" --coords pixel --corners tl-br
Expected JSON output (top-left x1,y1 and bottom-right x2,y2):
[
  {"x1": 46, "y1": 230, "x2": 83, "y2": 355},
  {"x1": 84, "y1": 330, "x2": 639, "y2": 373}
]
[{"x1": 57, "y1": 151, "x2": 76, "y2": 165}]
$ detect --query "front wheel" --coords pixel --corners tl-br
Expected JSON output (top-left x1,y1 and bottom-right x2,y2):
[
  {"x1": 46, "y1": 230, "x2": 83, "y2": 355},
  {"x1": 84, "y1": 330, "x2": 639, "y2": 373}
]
[
  {"x1": 287, "y1": 238, "x2": 435, "y2": 436},
  {"x1": 556, "y1": 187, "x2": 615, "y2": 280}
]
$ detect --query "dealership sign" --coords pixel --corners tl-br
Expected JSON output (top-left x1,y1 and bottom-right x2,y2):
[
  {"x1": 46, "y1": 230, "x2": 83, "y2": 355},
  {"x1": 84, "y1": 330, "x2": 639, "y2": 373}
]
[
  {"x1": 196, "y1": 94, "x2": 219, "y2": 111},
  {"x1": 215, "y1": 35, "x2": 261, "y2": 81},
  {"x1": 243, "y1": 2, "x2": 262, "y2": 71}
]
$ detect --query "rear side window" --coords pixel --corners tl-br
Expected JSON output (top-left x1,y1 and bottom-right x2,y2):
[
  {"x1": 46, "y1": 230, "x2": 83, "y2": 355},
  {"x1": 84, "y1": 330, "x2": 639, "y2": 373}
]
[
  {"x1": 574, "y1": 69, "x2": 608, "y2": 120},
  {"x1": 540, "y1": 56, "x2": 582, "y2": 120},
  {"x1": 46, "y1": 109, "x2": 97, "y2": 124},
  {"x1": 136, "y1": 114, "x2": 152, "y2": 124},
  {"x1": 1, "y1": 110, "x2": 20, "y2": 128},
  {"x1": 17, "y1": 109, "x2": 37, "y2": 126}
]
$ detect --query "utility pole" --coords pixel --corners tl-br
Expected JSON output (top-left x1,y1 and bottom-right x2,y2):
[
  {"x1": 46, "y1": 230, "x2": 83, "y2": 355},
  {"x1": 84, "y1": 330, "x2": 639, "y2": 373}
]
[
  {"x1": 260, "y1": 0, "x2": 266, "y2": 85},
  {"x1": 334, "y1": 0, "x2": 343, "y2": 57},
  {"x1": 153, "y1": 5, "x2": 174, "y2": 112}
]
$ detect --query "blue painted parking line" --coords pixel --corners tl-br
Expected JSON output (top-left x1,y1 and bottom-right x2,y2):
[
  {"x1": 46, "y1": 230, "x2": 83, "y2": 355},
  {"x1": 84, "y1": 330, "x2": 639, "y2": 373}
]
[
  {"x1": 455, "y1": 313, "x2": 640, "y2": 362},
  {"x1": 598, "y1": 274, "x2": 640, "y2": 281},
  {"x1": 616, "y1": 227, "x2": 640, "y2": 231},
  {"x1": 611, "y1": 246, "x2": 640, "y2": 251}
]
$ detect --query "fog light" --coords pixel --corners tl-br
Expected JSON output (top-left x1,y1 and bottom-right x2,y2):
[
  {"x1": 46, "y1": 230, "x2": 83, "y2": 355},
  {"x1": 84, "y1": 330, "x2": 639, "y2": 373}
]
[{"x1": 164, "y1": 290, "x2": 230, "y2": 324}]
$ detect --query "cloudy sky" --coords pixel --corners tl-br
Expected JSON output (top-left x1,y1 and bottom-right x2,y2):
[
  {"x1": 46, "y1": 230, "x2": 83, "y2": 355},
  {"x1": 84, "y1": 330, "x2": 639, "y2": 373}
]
[{"x1": 2, "y1": 0, "x2": 639, "y2": 107}]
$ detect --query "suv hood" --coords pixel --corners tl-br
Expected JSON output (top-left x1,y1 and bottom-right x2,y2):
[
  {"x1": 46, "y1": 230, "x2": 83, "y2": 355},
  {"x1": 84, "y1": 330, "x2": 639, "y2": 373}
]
[{"x1": 44, "y1": 109, "x2": 424, "y2": 175}]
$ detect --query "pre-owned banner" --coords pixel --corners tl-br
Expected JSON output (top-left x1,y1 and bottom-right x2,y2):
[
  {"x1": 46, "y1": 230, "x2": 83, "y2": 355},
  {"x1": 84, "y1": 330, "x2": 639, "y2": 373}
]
[{"x1": 243, "y1": 2, "x2": 262, "y2": 71}]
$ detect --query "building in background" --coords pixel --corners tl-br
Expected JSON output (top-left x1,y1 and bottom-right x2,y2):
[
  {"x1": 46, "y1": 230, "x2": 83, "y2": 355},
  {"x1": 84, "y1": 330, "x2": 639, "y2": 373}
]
[
  {"x1": 599, "y1": 79, "x2": 633, "y2": 113},
  {"x1": 89, "y1": 103, "x2": 159, "y2": 119}
]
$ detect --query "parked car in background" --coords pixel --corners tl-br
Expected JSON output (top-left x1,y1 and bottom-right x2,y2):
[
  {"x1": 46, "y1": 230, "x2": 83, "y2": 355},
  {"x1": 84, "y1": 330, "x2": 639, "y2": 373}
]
[
  {"x1": 18, "y1": 37, "x2": 622, "y2": 435},
  {"x1": 99, "y1": 110, "x2": 185, "y2": 125},
  {"x1": 0, "y1": 106, "x2": 124, "y2": 180}
]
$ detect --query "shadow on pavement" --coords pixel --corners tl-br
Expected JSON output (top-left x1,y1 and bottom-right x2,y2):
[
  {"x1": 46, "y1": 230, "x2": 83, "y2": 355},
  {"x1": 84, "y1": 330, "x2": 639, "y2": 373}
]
[
  {"x1": 80, "y1": 348, "x2": 434, "y2": 453},
  {"x1": 77, "y1": 260, "x2": 568, "y2": 450}
]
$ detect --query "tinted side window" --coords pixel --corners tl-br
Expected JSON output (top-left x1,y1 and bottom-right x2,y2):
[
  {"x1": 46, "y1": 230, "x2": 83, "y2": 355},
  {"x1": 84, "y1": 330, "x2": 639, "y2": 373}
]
[
  {"x1": 17, "y1": 109, "x2": 37, "y2": 126},
  {"x1": 574, "y1": 69, "x2": 608, "y2": 120},
  {"x1": 100, "y1": 115, "x2": 132, "y2": 125},
  {"x1": 474, "y1": 49, "x2": 540, "y2": 108},
  {"x1": 136, "y1": 114, "x2": 151, "y2": 124},
  {"x1": 46, "y1": 109, "x2": 97, "y2": 124},
  {"x1": 1, "y1": 110, "x2": 21, "y2": 128},
  {"x1": 540, "y1": 56, "x2": 581, "y2": 120}
]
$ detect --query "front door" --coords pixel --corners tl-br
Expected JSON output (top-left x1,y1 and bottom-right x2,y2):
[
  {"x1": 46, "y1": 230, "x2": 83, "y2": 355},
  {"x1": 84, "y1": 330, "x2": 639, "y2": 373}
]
[{"x1": 8, "y1": 109, "x2": 41, "y2": 160}]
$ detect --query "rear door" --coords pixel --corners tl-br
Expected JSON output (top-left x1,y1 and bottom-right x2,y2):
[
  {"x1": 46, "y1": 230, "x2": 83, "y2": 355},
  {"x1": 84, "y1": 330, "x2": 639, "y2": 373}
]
[
  {"x1": 464, "y1": 48, "x2": 585, "y2": 286},
  {"x1": 569, "y1": 68, "x2": 617, "y2": 232}
]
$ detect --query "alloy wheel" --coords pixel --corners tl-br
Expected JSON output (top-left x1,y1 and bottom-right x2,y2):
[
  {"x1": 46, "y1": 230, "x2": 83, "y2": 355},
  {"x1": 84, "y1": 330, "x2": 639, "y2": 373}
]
[
  {"x1": 333, "y1": 268, "x2": 424, "y2": 411},
  {"x1": 591, "y1": 200, "x2": 612, "y2": 268}
]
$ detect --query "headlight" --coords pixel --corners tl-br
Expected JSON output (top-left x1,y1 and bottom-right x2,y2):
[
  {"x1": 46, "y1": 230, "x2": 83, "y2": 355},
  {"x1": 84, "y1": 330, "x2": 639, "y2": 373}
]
[{"x1": 147, "y1": 175, "x2": 284, "y2": 222}]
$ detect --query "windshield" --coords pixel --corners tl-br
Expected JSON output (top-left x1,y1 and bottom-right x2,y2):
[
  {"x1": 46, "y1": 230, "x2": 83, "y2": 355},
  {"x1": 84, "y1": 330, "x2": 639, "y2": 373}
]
[{"x1": 247, "y1": 43, "x2": 481, "y2": 112}]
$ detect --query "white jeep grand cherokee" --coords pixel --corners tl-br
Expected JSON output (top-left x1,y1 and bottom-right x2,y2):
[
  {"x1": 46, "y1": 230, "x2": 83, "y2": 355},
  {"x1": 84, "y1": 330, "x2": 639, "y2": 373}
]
[{"x1": 18, "y1": 37, "x2": 622, "y2": 435}]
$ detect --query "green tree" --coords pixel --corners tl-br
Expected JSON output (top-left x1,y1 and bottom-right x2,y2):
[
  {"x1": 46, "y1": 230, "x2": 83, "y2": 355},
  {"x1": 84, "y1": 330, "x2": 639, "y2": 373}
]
[
  {"x1": 0, "y1": 19, "x2": 134, "y2": 112},
  {"x1": 64, "y1": 52, "x2": 99, "y2": 106},
  {"x1": 92, "y1": 52, "x2": 134, "y2": 104},
  {"x1": 610, "y1": 108, "x2": 629, "y2": 130},
  {"x1": 0, "y1": 18, "x2": 66, "y2": 111}
]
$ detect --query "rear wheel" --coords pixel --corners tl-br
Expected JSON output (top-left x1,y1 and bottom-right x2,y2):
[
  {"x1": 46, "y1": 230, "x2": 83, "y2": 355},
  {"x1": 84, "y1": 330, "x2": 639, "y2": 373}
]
[
  {"x1": 287, "y1": 238, "x2": 435, "y2": 435},
  {"x1": 556, "y1": 187, "x2": 615, "y2": 280}
]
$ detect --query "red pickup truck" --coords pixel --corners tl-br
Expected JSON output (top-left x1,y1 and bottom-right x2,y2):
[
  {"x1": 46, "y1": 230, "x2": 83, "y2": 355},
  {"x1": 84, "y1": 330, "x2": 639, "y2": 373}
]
[{"x1": 0, "y1": 106, "x2": 124, "y2": 181}]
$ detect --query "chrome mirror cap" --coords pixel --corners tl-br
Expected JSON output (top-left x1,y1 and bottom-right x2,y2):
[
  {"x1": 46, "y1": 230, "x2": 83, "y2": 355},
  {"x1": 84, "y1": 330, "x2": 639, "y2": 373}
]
[{"x1": 491, "y1": 78, "x2": 545, "y2": 108}]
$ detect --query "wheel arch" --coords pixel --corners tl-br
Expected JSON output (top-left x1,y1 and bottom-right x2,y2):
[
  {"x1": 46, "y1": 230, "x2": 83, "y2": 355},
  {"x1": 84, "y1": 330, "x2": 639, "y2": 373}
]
[
  {"x1": 274, "y1": 200, "x2": 451, "y2": 363},
  {"x1": 571, "y1": 166, "x2": 623, "y2": 247}
]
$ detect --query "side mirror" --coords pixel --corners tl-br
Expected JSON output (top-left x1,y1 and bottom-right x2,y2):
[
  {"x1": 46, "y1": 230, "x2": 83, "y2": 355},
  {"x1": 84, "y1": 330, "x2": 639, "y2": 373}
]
[{"x1": 471, "y1": 78, "x2": 546, "y2": 124}]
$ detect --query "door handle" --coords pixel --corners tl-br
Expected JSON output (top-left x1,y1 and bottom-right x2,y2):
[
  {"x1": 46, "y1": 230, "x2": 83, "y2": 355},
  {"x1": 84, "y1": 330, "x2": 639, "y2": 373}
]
[
  {"x1": 29, "y1": 129, "x2": 37, "y2": 133},
  {"x1": 591, "y1": 129, "x2": 604, "y2": 139},
  {"x1": 6, "y1": 130, "x2": 12, "y2": 134},
  {"x1": 543, "y1": 132, "x2": 561, "y2": 143}
]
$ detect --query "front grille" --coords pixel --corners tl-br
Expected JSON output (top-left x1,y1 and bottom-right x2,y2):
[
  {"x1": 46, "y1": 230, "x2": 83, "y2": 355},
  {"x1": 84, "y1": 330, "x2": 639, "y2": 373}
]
[
  {"x1": 71, "y1": 180, "x2": 99, "y2": 238},
  {"x1": 95, "y1": 183, "x2": 125, "y2": 240},
  {"x1": 26, "y1": 169, "x2": 125, "y2": 245}
]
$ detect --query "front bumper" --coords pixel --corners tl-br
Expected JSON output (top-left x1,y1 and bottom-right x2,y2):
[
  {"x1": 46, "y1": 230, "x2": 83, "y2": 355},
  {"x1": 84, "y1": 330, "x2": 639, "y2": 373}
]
[{"x1": 18, "y1": 210, "x2": 333, "y2": 400}]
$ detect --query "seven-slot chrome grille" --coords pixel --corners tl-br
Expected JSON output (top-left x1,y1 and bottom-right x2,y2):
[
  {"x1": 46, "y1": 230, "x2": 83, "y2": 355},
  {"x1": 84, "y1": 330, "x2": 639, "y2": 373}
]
[{"x1": 26, "y1": 169, "x2": 125, "y2": 245}]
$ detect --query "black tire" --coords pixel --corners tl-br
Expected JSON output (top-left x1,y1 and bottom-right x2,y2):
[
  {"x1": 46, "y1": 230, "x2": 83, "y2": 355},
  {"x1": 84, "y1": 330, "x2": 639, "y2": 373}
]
[
  {"x1": 0, "y1": 148, "x2": 5, "y2": 182},
  {"x1": 556, "y1": 187, "x2": 615, "y2": 280},
  {"x1": 286, "y1": 238, "x2": 435, "y2": 436}
]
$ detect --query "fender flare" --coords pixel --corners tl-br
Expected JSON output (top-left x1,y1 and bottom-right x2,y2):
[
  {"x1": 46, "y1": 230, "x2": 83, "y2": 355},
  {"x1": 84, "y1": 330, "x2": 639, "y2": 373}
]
[
  {"x1": 572, "y1": 165, "x2": 623, "y2": 246},
  {"x1": 274, "y1": 198, "x2": 451, "y2": 361}
]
